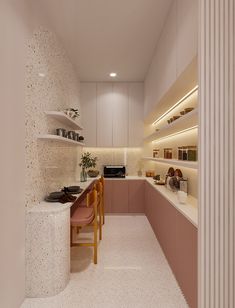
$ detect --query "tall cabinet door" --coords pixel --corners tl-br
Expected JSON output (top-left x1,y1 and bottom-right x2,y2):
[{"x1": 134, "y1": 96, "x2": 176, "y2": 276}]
[
  {"x1": 104, "y1": 179, "x2": 113, "y2": 213},
  {"x1": 128, "y1": 180, "x2": 144, "y2": 213},
  {"x1": 80, "y1": 83, "x2": 97, "y2": 146},
  {"x1": 176, "y1": 0, "x2": 198, "y2": 77},
  {"x1": 112, "y1": 83, "x2": 129, "y2": 147},
  {"x1": 97, "y1": 83, "x2": 113, "y2": 147},
  {"x1": 175, "y1": 212, "x2": 198, "y2": 308},
  {"x1": 111, "y1": 180, "x2": 129, "y2": 213},
  {"x1": 128, "y1": 83, "x2": 144, "y2": 147}
]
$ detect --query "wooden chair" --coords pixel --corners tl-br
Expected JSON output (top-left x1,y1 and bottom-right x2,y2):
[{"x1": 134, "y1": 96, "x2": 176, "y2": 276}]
[
  {"x1": 99, "y1": 176, "x2": 105, "y2": 225},
  {"x1": 77, "y1": 180, "x2": 102, "y2": 240},
  {"x1": 70, "y1": 188, "x2": 98, "y2": 264}
]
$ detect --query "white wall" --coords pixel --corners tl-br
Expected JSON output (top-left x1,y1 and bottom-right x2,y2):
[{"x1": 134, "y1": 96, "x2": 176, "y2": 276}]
[
  {"x1": 0, "y1": 2, "x2": 82, "y2": 307},
  {"x1": 0, "y1": 1, "x2": 31, "y2": 307},
  {"x1": 144, "y1": 0, "x2": 198, "y2": 117}
]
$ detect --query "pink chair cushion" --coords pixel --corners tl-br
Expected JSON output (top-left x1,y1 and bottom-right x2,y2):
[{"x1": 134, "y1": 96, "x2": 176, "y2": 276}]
[
  {"x1": 78, "y1": 201, "x2": 87, "y2": 207},
  {"x1": 71, "y1": 207, "x2": 94, "y2": 226},
  {"x1": 78, "y1": 198, "x2": 100, "y2": 208}
]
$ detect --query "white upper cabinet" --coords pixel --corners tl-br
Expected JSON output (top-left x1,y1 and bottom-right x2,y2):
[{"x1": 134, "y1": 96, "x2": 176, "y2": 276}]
[
  {"x1": 144, "y1": 0, "x2": 198, "y2": 118},
  {"x1": 80, "y1": 83, "x2": 97, "y2": 146},
  {"x1": 112, "y1": 83, "x2": 129, "y2": 147},
  {"x1": 81, "y1": 82, "x2": 144, "y2": 147},
  {"x1": 155, "y1": 2, "x2": 177, "y2": 103},
  {"x1": 176, "y1": 0, "x2": 198, "y2": 77},
  {"x1": 96, "y1": 83, "x2": 113, "y2": 147},
  {"x1": 144, "y1": 2, "x2": 177, "y2": 116},
  {"x1": 128, "y1": 83, "x2": 144, "y2": 147}
]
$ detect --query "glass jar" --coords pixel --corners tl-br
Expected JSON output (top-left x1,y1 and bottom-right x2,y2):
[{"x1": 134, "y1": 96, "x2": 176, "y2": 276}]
[
  {"x1": 80, "y1": 168, "x2": 87, "y2": 182},
  {"x1": 164, "y1": 148, "x2": 173, "y2": 159},
  {"x1": 178, "y1": 146, "x2": 183, "y2": 160},
  {"x1": 153, "y1": 148, "x2": 160, "y2": 158},
  {"x1": 187, "y1": 146, "x2": 197, "y2": 161}
]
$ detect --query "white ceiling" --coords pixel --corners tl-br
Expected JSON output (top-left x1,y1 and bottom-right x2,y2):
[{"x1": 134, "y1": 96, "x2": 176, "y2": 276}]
[{"x1": 34, "y1": 0, "x2": 172, "y2": 81}]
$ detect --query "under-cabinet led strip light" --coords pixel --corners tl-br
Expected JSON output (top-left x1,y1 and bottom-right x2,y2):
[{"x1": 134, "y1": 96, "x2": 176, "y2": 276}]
[
  {"x1": 152, "y1": 125, "x2": 198, "y2": 143},
  {"x1": 152, "y1": 85, "x2": 199, "y2": 126}
]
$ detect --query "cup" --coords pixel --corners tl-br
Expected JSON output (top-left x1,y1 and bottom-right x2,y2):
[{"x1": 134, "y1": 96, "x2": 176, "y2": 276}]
[
  {"x1": 67, "y1": 131, "x2": 75, "y2": 140},
  {"x1": 177, "y1": 191, "x2": 187, "y2": 204},
  {"x1": 56, "y1": 128, "x2": 66, "y2": 137}
]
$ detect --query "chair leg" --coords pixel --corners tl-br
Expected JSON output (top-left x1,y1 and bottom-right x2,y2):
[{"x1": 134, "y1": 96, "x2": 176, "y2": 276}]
[
  {"x1": 70, "y1": 226, "x2": 73, "y2": 246},
  {"x1": 94, "y1": 217, "x2": 98, "y2": 264},
  {"x1": 99, "y1": 205, "x2": 102, "y2": 240},
  {"x1": 102, "y1": 199, "x2": 105, "y2": 225}
]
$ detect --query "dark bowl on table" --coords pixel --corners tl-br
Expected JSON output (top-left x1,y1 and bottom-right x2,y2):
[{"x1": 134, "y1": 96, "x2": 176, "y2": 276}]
[
  {"x1": 49, "y1": 191, "x2": 65, "y2": 199},
  {"x1": 62, "y1": 186, "x2": 82, "y2": 193}
]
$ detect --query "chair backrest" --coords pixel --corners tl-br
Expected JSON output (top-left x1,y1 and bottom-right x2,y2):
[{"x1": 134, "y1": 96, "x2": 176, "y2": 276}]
[
  {"x1": 86, "y1": 188, "x2": 98, "y2": 209},
  {"x1": 100, "y1": 176, "x2": 104, "y2": 190},
  {"x1": 94, "y1": 181, "x2": 103, "y2": 198}
]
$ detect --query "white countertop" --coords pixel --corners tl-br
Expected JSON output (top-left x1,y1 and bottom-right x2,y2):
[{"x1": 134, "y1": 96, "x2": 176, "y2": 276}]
[
  {"x1": 145, "y1": 178, "x2": 198, "y2": 228},
  {"x1": 27, "y1": 178, "x2": 97, "y2": 214},
  {"x1": 105, "y1": 176, "x2": 198, "y2": 227}
]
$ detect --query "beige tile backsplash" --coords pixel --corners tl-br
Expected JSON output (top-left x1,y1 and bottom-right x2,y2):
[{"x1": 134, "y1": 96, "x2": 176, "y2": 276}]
[{"x1": 83, "y1": 148, "x2": 143, "y2": 176}]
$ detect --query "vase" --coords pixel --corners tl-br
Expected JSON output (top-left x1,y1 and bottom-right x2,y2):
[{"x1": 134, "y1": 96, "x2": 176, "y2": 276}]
[{"x1": 80, "y1": 168, "x2": 87, "y2": 182}]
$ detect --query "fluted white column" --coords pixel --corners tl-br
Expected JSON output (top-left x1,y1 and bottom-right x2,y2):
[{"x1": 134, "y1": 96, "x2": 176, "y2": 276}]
[{"x1": 199, "y1": 1, "x2": 235, "y2": 308}]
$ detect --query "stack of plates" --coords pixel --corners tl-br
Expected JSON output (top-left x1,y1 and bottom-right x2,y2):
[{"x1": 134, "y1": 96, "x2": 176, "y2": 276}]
[
  {"x1": 45, "y1": 186, "x2": 83, "y2": 202},
  {"x1": 62, "y1": 186, "x2": 83, "y2": 194},
  {"x1": 45, "y1": 191, "x2": 65, "y2": 202}
]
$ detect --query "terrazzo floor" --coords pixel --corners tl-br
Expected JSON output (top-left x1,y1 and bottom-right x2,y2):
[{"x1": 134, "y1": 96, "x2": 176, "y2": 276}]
[{"x1": 21, "y1": 215, "x2": 188, "y2": 308}]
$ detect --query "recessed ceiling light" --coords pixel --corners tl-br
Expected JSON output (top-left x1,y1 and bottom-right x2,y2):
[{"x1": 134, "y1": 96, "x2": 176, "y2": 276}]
[{"x1": 109, "y1": 72, "x2": 117, "y2": 77}]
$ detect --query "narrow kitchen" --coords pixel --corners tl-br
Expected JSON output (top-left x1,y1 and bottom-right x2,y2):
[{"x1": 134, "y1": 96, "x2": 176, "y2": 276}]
[{"x1": 1, "y1": 1, "x2": 235, "y2": 308}]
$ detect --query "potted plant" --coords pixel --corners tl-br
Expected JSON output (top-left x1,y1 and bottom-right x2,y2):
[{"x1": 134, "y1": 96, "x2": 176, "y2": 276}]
[
  {"x1": 79, "y1": 152, "x2": 98, "y2": 182},
  {"x1": 64, "y1": 108, "x2": 80, "y2": 119}
]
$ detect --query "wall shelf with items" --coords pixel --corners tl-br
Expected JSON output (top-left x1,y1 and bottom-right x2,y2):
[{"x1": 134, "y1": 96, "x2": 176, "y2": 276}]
[
  {"x1": 45, "y1": 111, "x2": 83, "y2": 130},
  {"x1": 37, "y1": 134, "x2": 85, "y2": 146},
  {"x1": 142, "y1": 157, "x2": 198, "y2": 170},
  {"x1": 145, "y1": 108, "x2": 198, "y2": 142}
]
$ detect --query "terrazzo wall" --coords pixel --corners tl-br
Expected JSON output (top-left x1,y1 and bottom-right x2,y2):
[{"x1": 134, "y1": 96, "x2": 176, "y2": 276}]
[{"x1": 25, "y1": 27, "x2": 82, "y2": 207}]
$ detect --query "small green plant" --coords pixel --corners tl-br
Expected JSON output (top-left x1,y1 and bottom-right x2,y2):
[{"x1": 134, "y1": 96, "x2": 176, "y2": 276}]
[{"x1": 79, "y1": 152, "x2": 98, "y2": 170}]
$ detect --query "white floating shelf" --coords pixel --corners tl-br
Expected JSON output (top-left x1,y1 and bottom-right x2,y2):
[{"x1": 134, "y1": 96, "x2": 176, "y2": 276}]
[
  {"x1": 145, "y1": 108, "x2": 198, "y2": 142},
  {"x1": 142, "y1": 157, "x2": 198, "y2": 169},
  {"x1": 37, "y1": 134, "x2": 85, "y2": 146},
  {"x1": 45, "y1": 111, "x2": 83, "y2": 130}
]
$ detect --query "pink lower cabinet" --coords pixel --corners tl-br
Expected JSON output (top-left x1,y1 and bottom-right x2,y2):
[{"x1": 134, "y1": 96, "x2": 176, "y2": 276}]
[
  {"x1": 104, "y1": 179, "x2": 145, "y2": 213},
  {"x1": 111, "y1": 180, "x2": 129, "y2": 213},
  {"x1": 128, "y1": 180, "x2": 145, "y2": 213},
  {"x1": 145, "y1": 182, "x2": 197, "y2": 308},
  {"x1": 144, "y1": 182, "x2": 159, "y2": 233},
  {"x1": 104, "y1": 179, "x2": 129, "y2": 213},
  {"x1": 175, "y1": 212, "x2": 198, "y2": 308},
  {"x1": 104, "y1": 179, "x2": 113, "y2": 213},
  {"x1": 155, "y1": 192, "x2": 178, "y2": 270}
]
